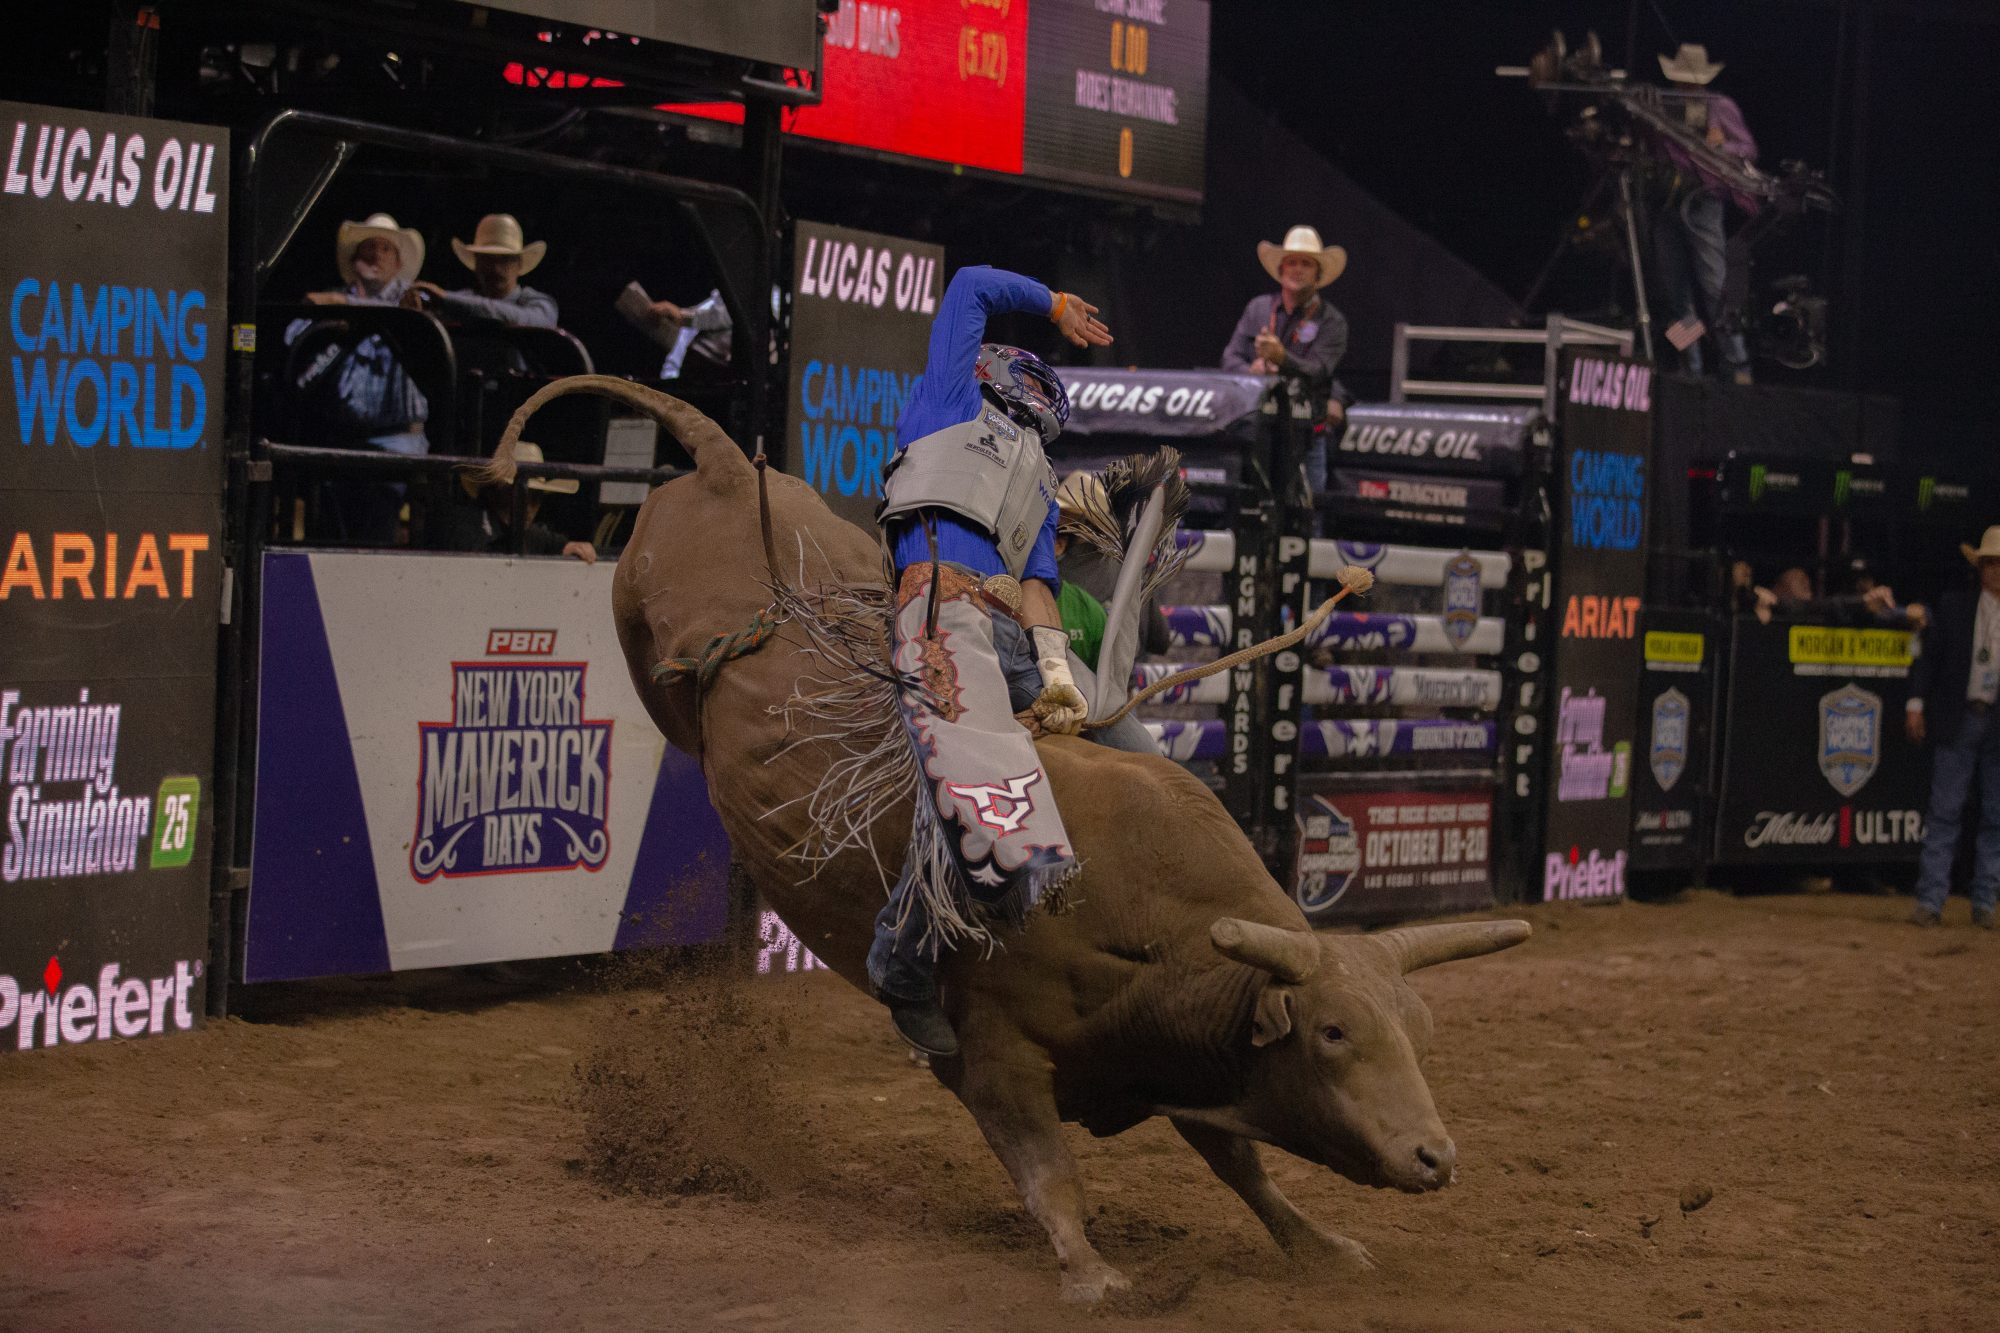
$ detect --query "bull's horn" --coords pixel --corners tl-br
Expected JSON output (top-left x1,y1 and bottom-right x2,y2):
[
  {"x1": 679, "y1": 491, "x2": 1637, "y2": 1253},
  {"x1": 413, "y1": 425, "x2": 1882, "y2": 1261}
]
[
  {"x1": 1210, "y1": 918, "x2": 1318, "y2": 984},
  {"x1": 1373, "y1": 920, "x2": 1531, "y2": 975},
  {"x1": 472, "y1": 374, "x2": 753, "y2": 491}
]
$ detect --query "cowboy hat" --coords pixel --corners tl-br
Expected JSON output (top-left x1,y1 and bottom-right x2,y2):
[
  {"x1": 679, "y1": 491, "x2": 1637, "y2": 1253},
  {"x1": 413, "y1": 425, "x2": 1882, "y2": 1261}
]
[
  {"x1": 1961, "y1": 525, "x2": 2000, "y2": 564},
  {"x1": 512, "y1": 441, "x2": 578, "y2": 494},
  {"x1": 336, "y1": 213, "x2": 424, "y2": 287},
  {"x1": 1257, "y1": 225, "x2": 1347, "y2": 289},
  {"x1": 1658, "y1": 43, "x2": 1724, "y2": 84},
  {"x1": 1056, "y1": 470, "x2": 1108, "y2": 516},
  {"x1": 452, "y1": 213, "x2": 547, "y2": 275}
]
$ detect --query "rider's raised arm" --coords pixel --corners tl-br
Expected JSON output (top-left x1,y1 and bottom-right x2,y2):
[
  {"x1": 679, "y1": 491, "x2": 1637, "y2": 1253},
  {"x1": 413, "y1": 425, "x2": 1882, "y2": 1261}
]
[{"x1": 908, "y1": 265, "x2": 1054, "y2": 422}]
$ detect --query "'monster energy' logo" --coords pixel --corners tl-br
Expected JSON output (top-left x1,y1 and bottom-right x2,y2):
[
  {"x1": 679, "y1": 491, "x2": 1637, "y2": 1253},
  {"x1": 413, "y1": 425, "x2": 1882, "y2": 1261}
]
[{"x1": 411, "y1": 661, "x2": 611, "y2": 880}]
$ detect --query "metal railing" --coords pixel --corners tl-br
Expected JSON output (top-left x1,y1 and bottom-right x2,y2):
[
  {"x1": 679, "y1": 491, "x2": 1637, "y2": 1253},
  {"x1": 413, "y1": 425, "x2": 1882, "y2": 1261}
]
[{"x1": 1389, "y1": 315, "x2": 1635, "y2": 415}]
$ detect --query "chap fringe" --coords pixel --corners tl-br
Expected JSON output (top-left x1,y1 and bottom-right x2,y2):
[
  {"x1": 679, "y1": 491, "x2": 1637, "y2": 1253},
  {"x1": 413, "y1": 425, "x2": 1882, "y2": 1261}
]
[{"x1": 765, "y1": 538, "x2": 1074, "y2": 953}]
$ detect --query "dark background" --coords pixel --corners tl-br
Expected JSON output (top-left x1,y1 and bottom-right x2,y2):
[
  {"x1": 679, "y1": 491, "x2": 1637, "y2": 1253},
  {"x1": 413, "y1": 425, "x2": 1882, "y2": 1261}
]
[
  {"x1": 6, "y1": 1, "x2": 1993, "y2": 472},
  {"x1": 1206, "y1": 0, "x2": 1998, "y2": 473}
]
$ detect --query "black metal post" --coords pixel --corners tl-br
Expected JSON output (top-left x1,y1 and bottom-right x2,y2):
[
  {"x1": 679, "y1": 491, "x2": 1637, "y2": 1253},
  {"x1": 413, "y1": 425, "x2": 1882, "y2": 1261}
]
[
  {"x1": 1260, "y1": 391, "x2": 1314, "y2": 880},
  {"x1": 742, "y1": 99, "x2": 785, "y2": 458},
  {"x1": 105, "y1": 1, "x2": 158, "y2": 117}
]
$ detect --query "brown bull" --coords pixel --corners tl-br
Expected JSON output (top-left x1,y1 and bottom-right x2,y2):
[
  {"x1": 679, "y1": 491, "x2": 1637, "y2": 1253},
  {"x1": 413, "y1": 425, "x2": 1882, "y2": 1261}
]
[{"x1": 492, "y1": 378, "x2": 1531, "y2": 1303}]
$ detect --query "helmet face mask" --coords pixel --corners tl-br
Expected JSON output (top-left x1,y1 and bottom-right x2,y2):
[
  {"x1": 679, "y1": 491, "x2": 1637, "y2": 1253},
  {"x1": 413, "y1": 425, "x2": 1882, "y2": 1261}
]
[{"x1": 975, "y1": 344, "x2": 1069, "y2": 442}]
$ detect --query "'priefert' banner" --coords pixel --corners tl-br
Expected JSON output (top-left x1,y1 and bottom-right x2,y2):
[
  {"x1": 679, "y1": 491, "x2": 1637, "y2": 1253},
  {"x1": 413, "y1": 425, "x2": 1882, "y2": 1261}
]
[
  {"x1": 1, "y1": 102, "x2": 228, "y2": 1054},
  {"x1": 784, "y1": 221, "x2": 943, "y2": 530}
]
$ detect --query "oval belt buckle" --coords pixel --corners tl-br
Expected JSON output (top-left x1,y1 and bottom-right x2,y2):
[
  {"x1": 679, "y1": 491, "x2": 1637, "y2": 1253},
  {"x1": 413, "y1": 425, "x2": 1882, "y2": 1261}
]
[{"x1": 980, "y1": 573, "x2": 1024, "y2": 616}]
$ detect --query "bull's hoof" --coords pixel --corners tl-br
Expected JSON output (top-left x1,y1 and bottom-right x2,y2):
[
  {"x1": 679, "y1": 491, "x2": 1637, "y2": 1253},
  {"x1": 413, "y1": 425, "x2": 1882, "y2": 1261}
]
[
  {"x1": 1284, "y1": 1227, "x2": 1376, "y2": 1276},
  {"x1": 1059, "y1": 1261, "x2": 1132, "y2": 1304}
]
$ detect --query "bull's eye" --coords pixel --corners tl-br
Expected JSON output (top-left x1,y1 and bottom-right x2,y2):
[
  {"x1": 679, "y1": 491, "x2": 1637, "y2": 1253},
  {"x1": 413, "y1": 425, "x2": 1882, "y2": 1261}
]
[{"x1": 1322, "y1": 1025, "x2": 1346, "y2": 1044}]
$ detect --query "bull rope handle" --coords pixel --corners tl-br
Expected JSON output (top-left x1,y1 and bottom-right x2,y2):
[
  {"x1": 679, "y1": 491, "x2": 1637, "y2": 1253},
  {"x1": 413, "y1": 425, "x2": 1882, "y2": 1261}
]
[{"x1": 1080, "y1": 564, "x2": 1373, "y2": 732}]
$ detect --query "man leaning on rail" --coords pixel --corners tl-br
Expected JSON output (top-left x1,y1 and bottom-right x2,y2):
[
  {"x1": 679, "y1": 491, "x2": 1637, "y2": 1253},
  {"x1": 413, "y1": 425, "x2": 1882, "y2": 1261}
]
[{"x1": 866, "y1": 265, "x2": 1153, "y2": 1059}]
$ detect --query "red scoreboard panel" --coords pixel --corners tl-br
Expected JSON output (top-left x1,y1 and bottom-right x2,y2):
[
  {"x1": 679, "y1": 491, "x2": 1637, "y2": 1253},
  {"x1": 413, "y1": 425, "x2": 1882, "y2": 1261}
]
[{"x1": 669, "y1": 0, "x2": 1209, "y2": 204}]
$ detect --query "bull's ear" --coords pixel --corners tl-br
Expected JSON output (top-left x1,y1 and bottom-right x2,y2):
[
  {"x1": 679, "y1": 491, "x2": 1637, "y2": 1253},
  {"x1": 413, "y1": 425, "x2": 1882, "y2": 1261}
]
[
  {"x1": 1251, "y1": 985, "x2": 1297, "y2": 1048},
  {"x1": 1373, "y1": 920, "x2": 1531, "y2": 975},
  {"x1": 1211, "y1": 917, "x2": 1318, "y2": 983}
]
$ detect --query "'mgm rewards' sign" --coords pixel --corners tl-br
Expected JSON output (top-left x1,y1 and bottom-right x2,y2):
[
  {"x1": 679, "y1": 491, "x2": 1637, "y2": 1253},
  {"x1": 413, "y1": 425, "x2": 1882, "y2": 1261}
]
[{"x1": 246, "y1": 552, "x2": 730, "y2": 981}]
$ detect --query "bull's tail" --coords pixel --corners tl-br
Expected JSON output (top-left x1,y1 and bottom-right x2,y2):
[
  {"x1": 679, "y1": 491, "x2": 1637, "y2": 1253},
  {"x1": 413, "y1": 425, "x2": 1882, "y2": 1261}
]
[{"x1": 472, "y1": 374, "x2": 754, "y2": 492}]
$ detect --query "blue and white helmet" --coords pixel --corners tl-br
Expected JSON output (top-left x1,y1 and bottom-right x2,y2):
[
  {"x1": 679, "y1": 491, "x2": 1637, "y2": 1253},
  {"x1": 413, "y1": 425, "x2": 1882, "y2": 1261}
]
[{"x1": 975, "y1": 343, "x2": 1069, "y2": 442}]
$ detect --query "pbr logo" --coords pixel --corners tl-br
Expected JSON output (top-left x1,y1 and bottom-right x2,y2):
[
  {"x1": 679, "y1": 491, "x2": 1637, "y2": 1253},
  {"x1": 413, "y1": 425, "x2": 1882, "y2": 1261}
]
[
  {"x1": 1441, "y1": 552, "x2": 1482, "y2": 650},
  {"x1": 1649, "y1": 687, "x2": 1690, "y2": 792},
  {"x1": 1316, "y1": 613, "x2": 1419, "y2": 652},
  {"x1": 1818, "y1": 684, "x2": 1881, "y2": 797},
  {"x1": 1334, "y1": 541, "x2": 1386, "y2": 571},
  {"x1": 411, "y1": 661, "x2": 612, "y2": 880},
  {"x1": 1295, "y1": 795, "x2": 1362, "y2": 912}
]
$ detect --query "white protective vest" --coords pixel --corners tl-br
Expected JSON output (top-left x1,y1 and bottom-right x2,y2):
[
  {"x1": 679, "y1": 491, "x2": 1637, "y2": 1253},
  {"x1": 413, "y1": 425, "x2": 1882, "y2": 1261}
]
[{"x1": 878, "y1": 404, "x2": 1057, "y2": 582}]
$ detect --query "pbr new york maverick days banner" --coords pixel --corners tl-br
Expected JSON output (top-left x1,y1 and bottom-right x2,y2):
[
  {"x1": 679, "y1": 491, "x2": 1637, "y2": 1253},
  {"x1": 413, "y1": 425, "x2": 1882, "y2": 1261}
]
[
  {"x1": 1, "y1": 103, "x2": 226, "y2": 1053},
  {"x1": 246, "y1": 553, "x2": 731, "y2": 980},
  {"x1": 1543, "y1": 353, "x2": 1653, "y2": 901}
]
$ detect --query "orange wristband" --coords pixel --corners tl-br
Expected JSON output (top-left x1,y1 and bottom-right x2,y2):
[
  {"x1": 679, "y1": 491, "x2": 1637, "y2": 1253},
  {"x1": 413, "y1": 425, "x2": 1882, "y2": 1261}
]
[{"x1": 1049, "y1": 291, "x2": 1068, "y2": 324}]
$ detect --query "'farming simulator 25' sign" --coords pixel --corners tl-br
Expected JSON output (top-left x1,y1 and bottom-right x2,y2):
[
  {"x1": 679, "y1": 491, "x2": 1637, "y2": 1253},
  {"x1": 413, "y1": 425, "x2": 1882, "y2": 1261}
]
[{"x1": 1, "y1": 102, "x2": 227, "y2": 1053}]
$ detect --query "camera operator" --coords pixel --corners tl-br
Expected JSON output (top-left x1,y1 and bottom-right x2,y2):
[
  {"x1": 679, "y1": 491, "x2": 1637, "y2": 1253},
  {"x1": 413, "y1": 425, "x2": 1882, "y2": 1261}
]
[{"x1": 1645, "y1": 44, "x2": 1757, "y2": 385}]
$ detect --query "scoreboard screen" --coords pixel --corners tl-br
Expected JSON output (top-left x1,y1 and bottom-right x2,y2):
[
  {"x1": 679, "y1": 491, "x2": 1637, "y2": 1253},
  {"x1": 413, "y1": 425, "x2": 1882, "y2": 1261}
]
[{"x1": 674, "y1": 0, "x2": 1209, "y2": 204}]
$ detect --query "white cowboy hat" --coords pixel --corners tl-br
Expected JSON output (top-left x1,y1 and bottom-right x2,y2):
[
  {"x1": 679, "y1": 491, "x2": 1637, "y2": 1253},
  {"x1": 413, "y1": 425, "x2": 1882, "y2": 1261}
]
[
  {"x1": 452, "y1": 213, "x2": 547, "y2": 274},
  {"x1": 512, "y1": 441, "x2": 578, "y2": 494},
  {"x1": 1961, "y1": 525, "x2": 2000, "y2": 564},
  {"x1": 1055, "y1": 470, "x2": 1108, "y2": 516},
  {"x1": 1658, "y1": 43, "x2": 1724, "y2": 84},
  {"x1": 1257, "y1": 225, "x2": 1347, "y2": 289},
  {"x1": 336, "y1": 213, "x2": 424, "y2": 286}
]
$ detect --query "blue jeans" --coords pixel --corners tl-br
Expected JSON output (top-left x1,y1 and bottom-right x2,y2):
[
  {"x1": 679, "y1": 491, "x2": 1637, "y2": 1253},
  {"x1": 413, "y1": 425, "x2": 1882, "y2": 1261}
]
[
  {"x1": 1654, "y1": 190, "x2": 1750, "y2": 377},
  {"x1": 868, "y1": 603, "x2": 1155, "y2": 1002},
  {"x1": 1914, "y1": 710, "x2": 2000, "y2": 915}
]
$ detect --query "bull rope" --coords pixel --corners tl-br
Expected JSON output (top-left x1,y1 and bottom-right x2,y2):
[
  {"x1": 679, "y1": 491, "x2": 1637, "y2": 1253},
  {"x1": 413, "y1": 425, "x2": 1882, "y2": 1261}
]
[
  {"x1": 1026, "y1": 564, "x2": 1376, "y2": 736},
  {"x1": 649, "y1": 608, "x2": 785, "y2": 691}
]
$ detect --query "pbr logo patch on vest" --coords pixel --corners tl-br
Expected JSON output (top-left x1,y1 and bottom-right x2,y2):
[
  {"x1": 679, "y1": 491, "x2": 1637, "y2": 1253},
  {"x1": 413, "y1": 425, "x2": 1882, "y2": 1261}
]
[
  {"x1": 1649, "y1": 687, "x2": 1690, "y2": 792},
  {"x1": 1295, "y1": 794, "x2": 1362, "y2": 912},
  {"x1": 1817, "y1": 684, "x2": 1881, "y2": 798},
  {"x1": 1442, "y1": 551, "x2": 1483, "y2": 650},
  {"x1": 411, "y1": 661, "x2": 613, "y2": 880}
]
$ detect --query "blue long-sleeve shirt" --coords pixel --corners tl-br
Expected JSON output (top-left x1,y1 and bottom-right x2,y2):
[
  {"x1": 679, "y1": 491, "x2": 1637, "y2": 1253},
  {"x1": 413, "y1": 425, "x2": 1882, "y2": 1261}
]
[{"x1": 888, "y1": 266, "x2": 1060, "y2": 583}]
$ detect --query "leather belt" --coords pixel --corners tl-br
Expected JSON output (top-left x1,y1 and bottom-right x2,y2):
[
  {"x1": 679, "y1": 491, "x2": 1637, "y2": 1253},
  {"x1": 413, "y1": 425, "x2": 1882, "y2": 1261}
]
[{"x1": 1969, "y1": 700, "x2": 1991, "y2": 716}]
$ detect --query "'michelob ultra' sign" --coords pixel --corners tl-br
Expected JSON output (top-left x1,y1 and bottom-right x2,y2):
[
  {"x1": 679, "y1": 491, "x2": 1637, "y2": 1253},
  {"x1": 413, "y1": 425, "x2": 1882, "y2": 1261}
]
[
  {"x1": 1, "y1": 102, "x2": 228, "y2": 1052},
  {"x1": 785, "y1": 221, "x2": 943, "y2": 529},
  {"x1": 1541, "y1": 353, "x2": 1653, "y2": 901}
]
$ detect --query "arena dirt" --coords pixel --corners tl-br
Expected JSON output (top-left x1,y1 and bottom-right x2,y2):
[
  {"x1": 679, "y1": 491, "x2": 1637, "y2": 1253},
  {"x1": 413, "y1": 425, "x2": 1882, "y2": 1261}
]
[{"x1": 4, "y1": 889, "x2": 1998, "y2": 1331}]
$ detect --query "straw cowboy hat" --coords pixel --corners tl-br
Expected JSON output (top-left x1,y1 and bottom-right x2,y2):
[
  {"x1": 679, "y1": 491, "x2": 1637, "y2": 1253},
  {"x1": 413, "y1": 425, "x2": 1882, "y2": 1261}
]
[
  {"x1": 452, "y1": 213, "x2": 547, "y2": 274},
  {"x1": 511, "y1": 441, "x2": 578, "y2": 494},
  {"x1": 336, "y1": 213, "x2": 424, "y2": 286},
  {"x1": 1056, "y1": 470, "x2": 1108, "y2": 516},
  {"x1": 1658, "y1": 43, "x2": 1725, "y2": 84},
  {"x1": 1257, "y1": 225, "x2": 1347, "y2": 289},
  {"x1": 1961, "y1": 525, "x2": 2000, "y2": 565}
]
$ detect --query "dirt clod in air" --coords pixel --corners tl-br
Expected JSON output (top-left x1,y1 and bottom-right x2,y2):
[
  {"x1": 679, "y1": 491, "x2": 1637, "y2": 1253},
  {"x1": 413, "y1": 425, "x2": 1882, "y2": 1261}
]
[{"x1": 572, "y1": 949, "x2": 808, "y2": 1203}]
